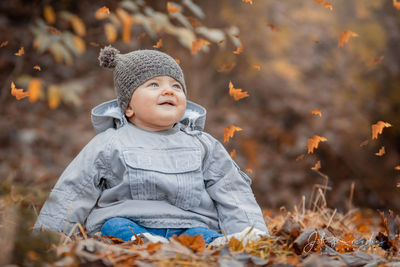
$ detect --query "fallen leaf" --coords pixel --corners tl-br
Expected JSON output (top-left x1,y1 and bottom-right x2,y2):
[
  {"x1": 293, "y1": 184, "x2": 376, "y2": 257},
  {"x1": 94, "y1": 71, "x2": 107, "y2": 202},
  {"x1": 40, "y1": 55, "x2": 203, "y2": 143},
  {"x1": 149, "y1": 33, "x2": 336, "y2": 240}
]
[
  {"x1": 224, "y1": 125, "x2": 242, "y2": 143},
  {"x1": 307, "y1": 135, "x2": 327, "y2": 154},
  {"x1": 394, "y1": 0, "x2": 400, "y2": 10},
  {"x1": 336, "y1": 233, "x2": 357, "y2": 253},
  {"x1": 230, "y1": 149, "x2": 236, "y2": 158},
  {"x1": 28, "y1": 78, "x2": 42, "y2": 103},
  {"x1": 311, "y1": 160, "x2": 321, "y2": 170},
  {"x1": 252, "y1": 64, "x2": 261, "y2": 70},
  {"x1": 245, "y1": 168, "x2": 253, "y2": 173},
  {"x1": 191, "y1": 38, "x2": 210, "y2": 55},
  {"x1": 15, "y1": 47, "x2": 24, "y2": 56},
  {"x1": 338, "y1": 30, "x2": 358, "y2": 47},
  {"x1": 360, "y1": 140, "x2": 369, "y2": 147},
  {"x1": 233, "y1": 44, "x2": 243, "y2": 55},
  {"x1": 167, "y1": 2, "x2": 180, "y2": 13},
  {"x1": 368, "y1": 56, "x2": 384, "y2": 65},
  {"x1": 174, "y1": 234, "x2": 205, "y2": 253},
  {"x1": 153, "y1": 39, "x2": 163, "y2": 49},
  {"x1": 322, "y1": 2, "x2": 333, "y2": 10},
  {"x1": 33, "y1": 65, "x2": 41, "y2": 71},
  {"x1": 95, "y1": 6, "x2": 110, "y2": 20},
  {"x1": 10, "y1": 82, "x2": 30, "y2": 100},
  {"x1": 229, "y1": 81, "x2": 249, "y2": 101},
  {"x1": 371, "y1": 121, "x2": 392, "y2": 139},
  {"x1": 375, "y1": 146, "x2": 385, "y2": 156},
  {"x1": 0, "y1": 41, "x2": 8, "y2": 48},
  {"x1": 312, "y1": 109, "x2": 322, "y2": 117}
]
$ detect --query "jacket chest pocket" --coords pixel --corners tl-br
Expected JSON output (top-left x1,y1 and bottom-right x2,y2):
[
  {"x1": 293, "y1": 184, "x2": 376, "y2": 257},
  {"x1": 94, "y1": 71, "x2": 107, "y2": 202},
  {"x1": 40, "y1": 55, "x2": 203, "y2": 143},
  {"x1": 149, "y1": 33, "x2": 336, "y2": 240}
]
[{"x1": 123, "y1": 148, "x2": 203, "y2": 210}]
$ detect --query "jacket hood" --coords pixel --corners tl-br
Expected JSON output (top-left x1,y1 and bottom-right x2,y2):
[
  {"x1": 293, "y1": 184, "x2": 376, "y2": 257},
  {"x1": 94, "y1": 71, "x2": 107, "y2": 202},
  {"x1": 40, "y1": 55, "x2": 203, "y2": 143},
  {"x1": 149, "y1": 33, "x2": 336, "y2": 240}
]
[{"x1": 91, "y1": 99, "x2": 207, "y2": 134}]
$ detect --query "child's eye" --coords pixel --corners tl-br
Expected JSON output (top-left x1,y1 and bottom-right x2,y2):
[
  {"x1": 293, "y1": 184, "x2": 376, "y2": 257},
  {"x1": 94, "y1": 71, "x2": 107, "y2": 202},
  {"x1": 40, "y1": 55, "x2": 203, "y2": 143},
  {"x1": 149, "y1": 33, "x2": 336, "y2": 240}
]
[
  {"x1": 172, "y1": 84, "x2": 182, "y2": 90},
  {"x1": 149, "y1": 82, "x2": 158, "y2": 88}
]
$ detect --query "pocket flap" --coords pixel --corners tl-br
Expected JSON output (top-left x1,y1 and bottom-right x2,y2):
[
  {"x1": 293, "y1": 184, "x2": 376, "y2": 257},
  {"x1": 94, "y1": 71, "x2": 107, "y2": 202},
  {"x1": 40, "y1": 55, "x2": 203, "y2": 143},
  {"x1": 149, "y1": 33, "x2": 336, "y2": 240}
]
[{"x1": 123, "y1": 148, "x2": 201, "y2": 173}]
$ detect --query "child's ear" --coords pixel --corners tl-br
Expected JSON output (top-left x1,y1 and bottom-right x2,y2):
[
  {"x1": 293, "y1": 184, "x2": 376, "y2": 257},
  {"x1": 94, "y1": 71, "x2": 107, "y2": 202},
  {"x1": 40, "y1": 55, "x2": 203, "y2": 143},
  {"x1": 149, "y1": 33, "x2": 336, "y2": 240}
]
[{"x1": 125, "y1": 104, "x2": 134, "y2": 118}]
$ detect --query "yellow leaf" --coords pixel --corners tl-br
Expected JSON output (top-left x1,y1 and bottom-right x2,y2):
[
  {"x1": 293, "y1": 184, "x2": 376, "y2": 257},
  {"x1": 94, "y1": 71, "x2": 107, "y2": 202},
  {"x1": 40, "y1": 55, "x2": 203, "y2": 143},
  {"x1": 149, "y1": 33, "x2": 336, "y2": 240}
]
[
  {"x1": 394, "y1": 165, "x2": 400, "y2": 170},
  {"x1": 311, "y1": 160, "x2": 321, "y2": 170},
  {"x1": 233, "y1": 44, "x2": 243, "y2": 55},
  {"x1": 322, "y1": 2, "x2": 333, "y2": 10},
  {"x1": 229, "y1": 81, "x2": 249, "y2": 101},
  {"x1": 371, "y1": 121, "x2": 392, "y2": 139},
  {"x1": 338, "y1": 30, "x2": 358, "y2": 47},
  {"x1": 242, "y1": 0, "x2": 253, "y2": 4},
  {"x1": 28, "y1": 78, "x2": 42, "y2": 103},
  {"x1": 167, "y1": 2, "x2": 180, "y2": 13},
  {"x1": 394, "y1": 0, "x2": 400, "y2": 10},
  {"x1": 71, "y1": 15, "x2": 86, "y2": 37},
  {"x1": 48, "y1": 85, "x2": 61, "y2": 109},
  {"x1": 43, "y1": 5, "x2": 56, "y2": 24},
  {"x1": 116, "y1": 8, "x2": 133, "y2": 43},
  {"x1": 224, "y1": 125, "x2": 242, "y2": 143},
  {"x1": 33, "y1": 65, "x2": 41, "y2": 71},
  {"x1": 95, "y1": 6, "x2": 110, "y2": 20},
  {"x1": 307, "y1": 135, "x2": 327, "y2": 154},
  {"x1": 11, "y1": 82, "x2": 29, "y2": 100},
  {"x1": 153, "y1": 39, "x2": 163, "y2": 49},
  {"x1": 375, "y1": 146, "x2": 385, "y2": 156},
  {"x1": 312, "y1": 109, "x2": 322, "y2": 117},
  {"x1": 230, "y1": 149, "x2": 236, "y2": 158},
  {"x1": 105, "y1": 23, "x2": 118, "y2": 43},
  {"x1": 191, "y1": 38, "x2": 210, "y2": 55},
  {"x1": 15, "y1": 47, "x2": 24, "y2": 56},
  {"x1": 73, "y1": 36, "x2": 86, "y2": 53}
]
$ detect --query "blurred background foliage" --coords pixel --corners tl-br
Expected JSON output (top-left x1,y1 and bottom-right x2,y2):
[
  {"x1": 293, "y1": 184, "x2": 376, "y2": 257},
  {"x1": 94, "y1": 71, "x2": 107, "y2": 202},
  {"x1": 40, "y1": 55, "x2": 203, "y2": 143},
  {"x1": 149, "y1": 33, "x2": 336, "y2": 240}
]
[{"x1": 0, "y1": 0, "x2": 400, "y2": 262}]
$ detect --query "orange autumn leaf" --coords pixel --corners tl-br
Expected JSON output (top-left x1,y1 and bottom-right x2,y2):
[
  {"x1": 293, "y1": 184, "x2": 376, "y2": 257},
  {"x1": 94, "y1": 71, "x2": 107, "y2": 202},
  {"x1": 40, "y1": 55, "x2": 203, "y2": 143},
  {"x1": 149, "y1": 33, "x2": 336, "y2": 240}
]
[
  {"x1": 116, "y1": 8, "x2": 133, "y2": 43},
  {"x1": 368, "y1": 56, "x2": 384, "y2": 65},
  {"x1": 296, "y1": 154, "x2": 305, "y2": 161},
  {"x1": 33, "y1": 65, "x2": 41, "y2": 71},
  {"x1": 191, "y1": 38, "x2": 210, "y2": 55},
  {"x1": 89, "y1": 42, "x2": 100, "y2": 47},
  {"x1": 312, "y1": 109, "x2": 322, "y2": 117},
  {"x1": 0, "y1": 41, "x2": 8, "y2": 48},
  {"x1": 10, "y1": 82, "x2": 30, "y2": 100},
  {"x1": 322, "y1": 2, "x2": 333, "y2": 10},
  {"x1": 338, "y1": 30, "x2": 358, "y2": 47},
  {"x1": 46, "y1": 26, "x2": 61, "y2": 35},
  {"x1": 95, "y1": 6, "x2": 110, "y2": 20},
  {"x1": 375, "y1": 146, "x2": 385, "y2": 156},
  {"x1": 174, "y1": 58, "x2": 181, "y2": 64},
  {"x1": 43, "y1": 5, "x2": 56, "y2": 25},
  {"x1": 371, "y1": 121, "x2": 392, "y2": 139},
  {"x1": 394, "y1": 0, "x2": 400, "y2": 10},
  {"x1": 245, "y1": 168, "x2": 253, "y2": 173},
  {"x1": 307, "y1": 135, "x2": 327, "y2": 154},
  {"x1": 233, "y1": 44, "x2": 243, "y2": 55},
  {"x1": 15, "y1": 47, "x2": 24, "y2": 56},
  {"x1": 266, "y1": 23, "x2": 279, "y2": 32},
  {"x1": 217, "y1": 63, "x2": 236, "y2": 73},
  {"x1": 395, "y1": 166, "x2": 400, "y2": 170},
  {"x1": 224, "y1": 125, "x2": 242, "y2": 143},
  {"x1": 336, "y1": 233, "x2": 357, "y2": 253},
  {"x1": 167, "y1": 2, "x2": 180, "y2": 13},
  {"x1": 229, "y1": 81, "x2": 249, "y2": 101},
  {"x1": 153, "y1": 39, "x2": 163, "y2": 49},
  {"x1": 397, "y1": 182, "x2": 400, "y2": 188},
  {"x1": 252, "y1": 64, "x2": 261, "y2": 70},
  {"x1": 230, "y1": 149, "x2": 237, "y2": 158},
  {"x1": 313, "y1": 40, "x2": 320, "y2": 44},
  {"x1": 314, "y1": 0, "x2": 325, "y2": 3},
  {"x1": 28, "y1": 78, "x2": 42, "y2": 103},
  {"x1": 311, "y1": 160, "x2": 321, "y2": 171},
  {"x1": 71, "y1": 15, "x2": 86, "y2": 36},
  {"x1": 48, "y1": 85, "x2": 61, "y2": 109},
  {"x1": 174, "y1": 234, "x2": 205, "y2": 253},
  {"x1": 242, "y1": 0, "x2": 253, "y2": 4},
  {"x1": 104, "y1": 23, "x2": 118, "y2": 43}
]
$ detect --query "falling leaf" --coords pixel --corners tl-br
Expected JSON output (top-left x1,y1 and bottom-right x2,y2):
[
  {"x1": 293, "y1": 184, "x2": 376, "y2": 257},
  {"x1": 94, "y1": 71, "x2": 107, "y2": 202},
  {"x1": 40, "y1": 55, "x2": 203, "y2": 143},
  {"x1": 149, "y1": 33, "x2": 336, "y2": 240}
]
[
  {"x1": 187, "y1": 17, "x2": 203, "y2": 27},
  {"x1": 322, "y1": 3, "x2": 333, "y2": 10},
  {"x1": 10, "y1": 82, "x2": 30, "y2": 100},
  {"x1": 71, "y1": 15, "x2": 86, "y2": 36},
  {"x1": 73, "y1": 36, "x2": 86, "y2": 53},
  {"x1": 33, "y1": 65, "x2": 41, "y2": 71},
  {"x1": 138, "y1": 32, "x2": 146, "y2": 39},
  {"x1": 229, "y1": 81, "x2": 249, "y2": 101},
  {"x1": 217, "y1": 63, "x2": 235, "y2": 73},
  {"x1": 311, "y1": 160, "x2": 321, "y2": 171},
  {"x1": 89, "y1": 42, "x2": 99, "y2": 47},
  {"x1": 167, "y1": 2, "x2": 180, "y2": 13},
  {"x1": 314, "y1": 0, "x2": 325, "y2": 3},
  {"x1": 116, "y1": 8, "x2": 133, "y2": 43},
  {"x1": 307, "y1": 135, "x2": 327, "y2": 154},
  {"x1": 0, "y1": 41, "x2": 8, "y2": 48},
  {"x1": 224, "y1": 125, "x2": 242, "y2": 143},
  {"x1": 191, "y1": 38, "x2": 210, "y2": 55},
  {"x1": 338, "y1": 30, "x2": 358, "y2": 47},
  {"x1": 174, "y1": 58, "x2": 181, "y2": 64},
  {"x1": 395, "y1": 166, "x2": 400, "y2": 170},
  {"x1": 105, "y1": 23, "x2": 118, "y2": 43},
  {"x1": 95, "y1": 6, "x2": 110, "y2": 20},
  {"x1": 242, "y1": 0, "x2": 253, "y2": 4},
  {"x1": 28, "y1": 78, "x2": 42, "y2": 103},
  {"x1": 263, "y1": 210, "x2": 271, "y2": 217},
  {"x1": 266, "y1": 23, "x2": 279, "y2": 32},
  {"x1": 368, "y1": 56, "x2": 384, "y2": 65},
  {"x1": 233, "y1": 44, "x2": 243, "y2": 55},
  {"x1": 153, "y1": 39, "x2": 163, "y2": 49},
  {"x1": 371, "y1": 121, "x2": 392, "y2": 139},
  {"x1": 312, "y1": 109, "x2": 322, "y2": 117},
  {"x1": 375, "y1": 146, "x2": 385, "y2": 156},
  {"x1": 46, "y1": 26, "x2": 61, "y2": 35},
  {"x1": 397, "y1": 182, "x2": 400, "y2": 188},
  {"x1": 43, "y1": 5, "x2": 56, "y2": 24},
  {"x1": 48, "y1": 85, "x2": 61, "y2": 109},
  {"x1": 245, "y1": 168, "x2": 253, "y2": 173},
  {"x1": 394, "y1": 0, "x2": 400, "y2": 10},
  {"x1": 360, "y1": 140, "x2": 369, "y2": 147},
  {"x1": 252, "y1": 64, "x2": 261, "y2": 70},
  {"x1": 230, "y1": 149, "x2": 236, "y2": 158},
  {"x1": 15, "y1": 47, "x2": 24, "y2": 56},
  {"x1": 296, "y1": 154, "x2": 305, "y2": 161}
]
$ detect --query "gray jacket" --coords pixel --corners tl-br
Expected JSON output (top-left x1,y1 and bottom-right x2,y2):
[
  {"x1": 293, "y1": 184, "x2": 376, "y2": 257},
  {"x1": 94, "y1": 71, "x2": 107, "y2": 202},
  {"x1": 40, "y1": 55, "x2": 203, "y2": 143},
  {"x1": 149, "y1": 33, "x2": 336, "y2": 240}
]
[{"x1": 34, "y1": 99, "x2": 268, "y2": 236}]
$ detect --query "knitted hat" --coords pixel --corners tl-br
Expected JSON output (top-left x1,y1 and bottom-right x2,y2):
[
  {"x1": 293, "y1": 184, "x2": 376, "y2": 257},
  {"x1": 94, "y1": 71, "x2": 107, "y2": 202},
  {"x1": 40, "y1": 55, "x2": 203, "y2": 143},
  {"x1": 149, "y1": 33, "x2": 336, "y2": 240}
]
[{"x1": 98, "y1": 45, "x2": 186, "y2": 113}]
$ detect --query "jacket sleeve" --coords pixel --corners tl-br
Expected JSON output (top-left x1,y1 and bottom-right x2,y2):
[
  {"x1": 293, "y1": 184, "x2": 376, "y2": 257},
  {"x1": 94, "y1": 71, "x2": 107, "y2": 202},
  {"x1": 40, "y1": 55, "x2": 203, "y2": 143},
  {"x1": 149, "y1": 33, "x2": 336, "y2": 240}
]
[
  {"x1": 33, "y1": 129, "x2": 121, "y2": 234},
  {"x1": 200, "y1": 132, "x2": 268, "y2": 235}
]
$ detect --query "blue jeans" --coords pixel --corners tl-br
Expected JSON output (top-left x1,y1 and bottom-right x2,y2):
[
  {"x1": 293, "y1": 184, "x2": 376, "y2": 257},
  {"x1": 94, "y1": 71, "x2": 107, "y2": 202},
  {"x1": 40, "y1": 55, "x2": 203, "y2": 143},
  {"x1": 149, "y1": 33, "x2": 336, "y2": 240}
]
[{"x1": 100, "y1": 217, "x2": 224, "y2": 244}]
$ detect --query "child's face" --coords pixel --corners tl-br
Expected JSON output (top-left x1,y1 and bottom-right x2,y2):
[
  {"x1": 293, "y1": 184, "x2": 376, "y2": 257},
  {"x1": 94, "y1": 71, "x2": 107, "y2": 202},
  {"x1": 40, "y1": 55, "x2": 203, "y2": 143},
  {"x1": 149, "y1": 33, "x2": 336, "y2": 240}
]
[{"x1": 125, "y1": 75, "x2": 187, "y2": 131}]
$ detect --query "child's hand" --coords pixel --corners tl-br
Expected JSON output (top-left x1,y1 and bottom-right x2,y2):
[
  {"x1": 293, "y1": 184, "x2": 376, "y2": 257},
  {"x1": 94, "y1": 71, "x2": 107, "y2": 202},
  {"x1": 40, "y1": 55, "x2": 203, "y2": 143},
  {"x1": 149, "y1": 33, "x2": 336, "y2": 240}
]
[{"x1": 208, "y1": 226, "x2": 269, "y2": 247}]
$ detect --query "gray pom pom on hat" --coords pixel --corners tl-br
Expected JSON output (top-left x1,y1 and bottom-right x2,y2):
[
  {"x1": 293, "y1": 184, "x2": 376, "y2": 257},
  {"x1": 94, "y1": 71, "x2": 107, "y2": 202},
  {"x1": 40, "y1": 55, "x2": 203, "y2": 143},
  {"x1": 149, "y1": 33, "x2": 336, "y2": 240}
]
[{"x1": 98, "y1": 45, "x2": 186, "y2": 114}]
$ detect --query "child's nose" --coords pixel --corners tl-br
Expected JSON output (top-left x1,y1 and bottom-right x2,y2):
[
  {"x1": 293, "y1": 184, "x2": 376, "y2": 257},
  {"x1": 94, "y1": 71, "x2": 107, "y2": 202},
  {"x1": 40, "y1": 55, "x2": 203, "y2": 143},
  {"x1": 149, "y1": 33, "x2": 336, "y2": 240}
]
[{"x1": 161, "y1": 86, "x2": 175, "y2": 96}]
